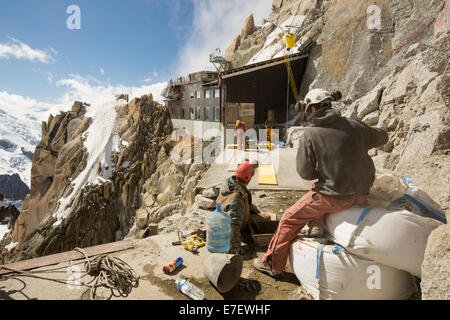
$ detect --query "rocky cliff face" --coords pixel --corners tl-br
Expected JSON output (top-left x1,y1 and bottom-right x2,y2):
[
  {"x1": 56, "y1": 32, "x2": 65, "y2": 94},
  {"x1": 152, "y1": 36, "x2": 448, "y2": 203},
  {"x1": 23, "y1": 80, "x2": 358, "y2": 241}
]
[
  {"x1": 3, "y1": 95, "x2": 175, "y2": 261},
  {"x1": 0, "y1": 174, "x2": 30, "y2": 201},
  {"x1": 127, "y1": 140, "x2": 213, "y2": 240},
  {"x1": 225, "y1": 0, "x2": 449, "y2": 298},
  {"x1": 227, "y1": 0, "x2": 449, "y2": 215}
]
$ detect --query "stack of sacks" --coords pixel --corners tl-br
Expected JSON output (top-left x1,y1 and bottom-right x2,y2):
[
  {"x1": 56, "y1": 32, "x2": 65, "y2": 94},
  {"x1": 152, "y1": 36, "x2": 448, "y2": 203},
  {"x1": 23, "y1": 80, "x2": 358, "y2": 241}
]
[
  {"x1": 289, "y1": 169, "x2": 445, "y2": 300},
  {"x1": 289, "y1": 238, "x2": 418, "y2": 300}
]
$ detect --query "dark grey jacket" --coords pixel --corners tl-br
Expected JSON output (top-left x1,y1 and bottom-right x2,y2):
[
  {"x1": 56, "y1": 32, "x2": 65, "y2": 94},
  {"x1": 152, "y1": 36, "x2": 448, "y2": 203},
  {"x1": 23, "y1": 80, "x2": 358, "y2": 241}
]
[{"x1": 297, "y1": 108, "x2": 388, "y2": 200}]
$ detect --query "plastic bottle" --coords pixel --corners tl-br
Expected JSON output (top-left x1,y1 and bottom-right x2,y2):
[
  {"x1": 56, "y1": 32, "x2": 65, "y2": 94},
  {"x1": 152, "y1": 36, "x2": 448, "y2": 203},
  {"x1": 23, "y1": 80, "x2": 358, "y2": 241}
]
[
  {"x1": 176, "y1": 279, "x2": 204, "y2": 300},
  {"x1": 163, "y1": 257, "x2": 183, "y2": 274},
  {"x1": 206, "y1": 203, "x2": 231, "y2": 253},
  {"x1": 403, "y1": 176, "x2": 414, "y2": 185}
]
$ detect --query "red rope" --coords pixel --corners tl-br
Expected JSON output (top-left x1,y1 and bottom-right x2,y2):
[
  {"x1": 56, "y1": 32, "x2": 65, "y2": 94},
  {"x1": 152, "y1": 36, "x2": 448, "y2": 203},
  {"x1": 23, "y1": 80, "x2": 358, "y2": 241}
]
[{"x1": 391, "y1": 1, "x2": 446, "y2": 56}]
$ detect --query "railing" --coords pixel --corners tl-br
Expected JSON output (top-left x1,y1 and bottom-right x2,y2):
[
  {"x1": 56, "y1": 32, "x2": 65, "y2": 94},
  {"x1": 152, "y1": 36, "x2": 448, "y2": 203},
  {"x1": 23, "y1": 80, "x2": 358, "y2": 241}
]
[{"x1": 169, "y1": 72, "x2": 219, "y2": 85}]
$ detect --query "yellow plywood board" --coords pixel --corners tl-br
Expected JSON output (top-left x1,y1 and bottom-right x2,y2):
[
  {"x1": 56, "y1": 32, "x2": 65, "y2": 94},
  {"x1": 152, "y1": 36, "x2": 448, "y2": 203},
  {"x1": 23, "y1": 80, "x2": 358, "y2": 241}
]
[{"x1": 258, "y1": 165, "x2": 278, "y2": 185}]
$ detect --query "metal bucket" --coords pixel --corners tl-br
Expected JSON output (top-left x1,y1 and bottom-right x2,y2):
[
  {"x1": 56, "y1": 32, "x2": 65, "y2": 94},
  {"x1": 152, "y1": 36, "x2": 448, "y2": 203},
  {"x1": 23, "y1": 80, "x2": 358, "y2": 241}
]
[{"x1": 203, "y1": 253, "x2": 243, "y2": 293}]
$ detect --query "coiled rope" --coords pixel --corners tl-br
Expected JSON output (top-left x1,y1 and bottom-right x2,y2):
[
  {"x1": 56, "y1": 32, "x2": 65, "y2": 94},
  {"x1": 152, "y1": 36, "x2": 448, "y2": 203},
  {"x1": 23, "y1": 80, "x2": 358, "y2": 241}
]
[
  {"x1": 0, "y1": 247, "x2": 139, "y2": 300},
  {"x1": 83, "y1": 251, "x2": 140, "y2": 300}
]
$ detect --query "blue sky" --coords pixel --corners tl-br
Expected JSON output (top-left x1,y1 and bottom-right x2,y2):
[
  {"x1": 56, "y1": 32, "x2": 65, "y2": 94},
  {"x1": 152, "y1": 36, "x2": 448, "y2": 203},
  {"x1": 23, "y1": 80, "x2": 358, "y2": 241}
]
[
  {"x1": 0, "y1": 0, "x2": 195, "y2": 100},
  {"x1": 0, "y1": 0, "x2": 272, "y2": 118}
]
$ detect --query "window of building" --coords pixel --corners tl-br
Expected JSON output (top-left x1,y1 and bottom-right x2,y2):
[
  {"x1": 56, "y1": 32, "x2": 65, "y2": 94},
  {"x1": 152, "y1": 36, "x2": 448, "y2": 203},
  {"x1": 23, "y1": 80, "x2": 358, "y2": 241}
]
[
  {"x1": 196, "y1": 107, "x2": 201, "y2": 120},
  {"x1": 214, "y1": 106, "x2": 220, "y2": 122},
  {"x1": 181, "y1": 108, "x2": 185, "y2": 119},
  {"x1": 196, "y1": 91, "x2": 201, "y2": 99},
  {"x1": 205, "y1": 107, "x2": 210, "y2": 121},
  {"x1": 190, "y1": 92, "x2": 195, "y2": 99},
  {"x1": 205, "y1": 90, "x2": 211, "y2": 99},
  {"x1": 190, "y1": 108, "x2": 195, "y2": 120},
  {"x1": 214, "y1": 89, "x2": 220, "y2": 98}
]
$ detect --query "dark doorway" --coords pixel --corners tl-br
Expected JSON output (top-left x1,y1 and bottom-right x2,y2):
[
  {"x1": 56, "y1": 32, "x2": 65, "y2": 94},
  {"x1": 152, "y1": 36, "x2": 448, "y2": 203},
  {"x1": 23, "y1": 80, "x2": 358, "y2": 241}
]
[{"x1": 223, "y1": 56, "x2": 308, "y2": 127}]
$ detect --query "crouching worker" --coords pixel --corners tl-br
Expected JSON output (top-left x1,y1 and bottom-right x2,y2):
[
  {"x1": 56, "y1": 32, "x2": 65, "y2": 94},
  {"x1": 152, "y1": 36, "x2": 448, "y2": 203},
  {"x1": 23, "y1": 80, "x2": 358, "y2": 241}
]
[
  {"x1": 217, "y1": 161, "x2": 258, "y2": 254},
  {"x1": 253, "y1": 88, "x2": 388, "y2": 278}
]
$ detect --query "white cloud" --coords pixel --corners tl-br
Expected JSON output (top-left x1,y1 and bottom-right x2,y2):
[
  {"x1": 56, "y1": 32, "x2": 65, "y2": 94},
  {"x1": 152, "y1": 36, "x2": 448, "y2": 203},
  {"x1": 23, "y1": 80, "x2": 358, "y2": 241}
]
[
  {"x1": 0, "y1": 77, "x2": 167, "y2": 186},
  {"x1": 0, "y1": 75, "x2": 167, "y2": 122},
  {"x1": 56, "y1": 75, "x2": 167, "y2": 109},
  {"x1": 176, "y1": 0, "x2": 273, "y2": 76},
  {"x1": 100, "y1": 68, "x2": 105, "y2": 75},
  {"x1": 0, "y1": 91, "x2": 61, "y2": 121},
  {"x1": 0, "y1": 37, "x2": 57, "y2": 63}
]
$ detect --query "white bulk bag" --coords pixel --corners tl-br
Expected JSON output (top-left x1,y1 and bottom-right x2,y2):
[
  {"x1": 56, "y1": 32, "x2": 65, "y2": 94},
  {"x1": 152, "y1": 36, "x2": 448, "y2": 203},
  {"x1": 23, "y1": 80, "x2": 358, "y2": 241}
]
[
  {"x1": 368, "y1": 168, "x2": 408, "y2": 208},
  {"x1": 289, "y1": 238, "x2": 418, "y2": 300},
  {"x1": 368, "y1": 168, "x2": 447, "y2": 224},
  {"x1": 392, "y1": 186, "x2": 447, "y2": 223},
  {"x1": 325, "y1": 207, "x2": 443, "y2": 277}
]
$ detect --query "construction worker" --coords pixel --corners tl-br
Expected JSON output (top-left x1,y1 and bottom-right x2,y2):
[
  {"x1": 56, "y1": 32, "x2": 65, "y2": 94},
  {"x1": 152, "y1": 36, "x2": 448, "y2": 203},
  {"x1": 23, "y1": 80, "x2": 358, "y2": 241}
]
[
  {"x1": 264, "y1": 120, "x2": 272, "y2": 151},
  {"x1": 217, "y1": 161, "x2": 258, "y2": 254},
  {"x1": 253, "y1": 88, "x2": 388, "y2": 278},
  {"x1": 235, "y1": 120, "x2": 247, "y2": 150}
]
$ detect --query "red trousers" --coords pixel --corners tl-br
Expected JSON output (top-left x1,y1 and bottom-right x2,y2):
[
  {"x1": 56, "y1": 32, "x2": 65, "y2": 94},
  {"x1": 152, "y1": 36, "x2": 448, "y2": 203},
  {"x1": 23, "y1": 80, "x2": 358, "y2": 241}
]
[{"x1": 262, "y1": 191, "x2": 367, "y2": 274}]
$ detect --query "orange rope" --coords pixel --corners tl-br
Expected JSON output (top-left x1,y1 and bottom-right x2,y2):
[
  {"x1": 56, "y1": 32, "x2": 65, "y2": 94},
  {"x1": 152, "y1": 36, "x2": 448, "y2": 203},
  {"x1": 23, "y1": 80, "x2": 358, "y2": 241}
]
[{"x1": 391, "y1": 1, "x2": 446, "y2": 56}]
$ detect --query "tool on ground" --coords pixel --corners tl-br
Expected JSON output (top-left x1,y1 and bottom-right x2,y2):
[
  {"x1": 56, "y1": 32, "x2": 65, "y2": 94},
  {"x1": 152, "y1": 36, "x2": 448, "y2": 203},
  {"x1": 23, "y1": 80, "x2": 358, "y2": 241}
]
[
  {"x1": 163, "y1": 257, "x2": 183, "y2": 274},
  {"x1": 172, "y1": 235, "x2": 205, "y2": 254},
  {"x1": 238, "y1": 278, "x2": 259, "y2": 293},
  {"x1": 178, "y1": 228, "x2": 207, "y2": 241},
  {"x1": 178, "y1": 228, "x2": 206, "y2": 240}
]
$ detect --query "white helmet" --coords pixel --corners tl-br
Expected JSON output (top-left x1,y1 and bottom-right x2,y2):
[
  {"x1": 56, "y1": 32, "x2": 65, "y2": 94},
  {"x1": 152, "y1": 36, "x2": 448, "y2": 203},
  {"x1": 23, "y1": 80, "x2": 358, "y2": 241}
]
[{"x1": 304, "y1": 89, "x2": 333, "y2": 107}]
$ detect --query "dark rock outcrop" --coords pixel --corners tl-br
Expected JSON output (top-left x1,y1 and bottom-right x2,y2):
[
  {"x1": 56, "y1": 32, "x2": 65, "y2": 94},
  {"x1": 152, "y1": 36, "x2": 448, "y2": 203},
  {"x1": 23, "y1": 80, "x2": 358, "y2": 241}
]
[
  {"x1": 0, "y1": 139, "x2": 16, "y2": 151},
  {"x1": 0, "y1": 205, "x2": 19, "y2": 227},
  {"x1": 0, "y1": 174, "x2": 30, "y2": 201},
  {"x1": 21, "y1": 148, "x2": 34, "y2": 161}
]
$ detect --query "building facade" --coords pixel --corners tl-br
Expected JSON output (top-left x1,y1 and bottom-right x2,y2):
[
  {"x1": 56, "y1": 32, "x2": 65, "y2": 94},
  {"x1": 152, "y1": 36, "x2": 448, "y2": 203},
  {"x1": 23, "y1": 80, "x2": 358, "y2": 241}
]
[{"x1": 164, "y1": 71, "x2": 221, "y2": 123}]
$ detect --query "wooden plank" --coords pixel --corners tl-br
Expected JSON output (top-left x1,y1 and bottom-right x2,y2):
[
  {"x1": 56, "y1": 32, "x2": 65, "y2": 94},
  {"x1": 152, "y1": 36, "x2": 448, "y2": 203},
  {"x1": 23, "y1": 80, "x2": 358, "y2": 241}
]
[
  {"x1": 258, "y1": 165, "x2": 278, "y2": 185},
  {"x1": 0, "y1": 239, "x2": 135, "y2": 276}
]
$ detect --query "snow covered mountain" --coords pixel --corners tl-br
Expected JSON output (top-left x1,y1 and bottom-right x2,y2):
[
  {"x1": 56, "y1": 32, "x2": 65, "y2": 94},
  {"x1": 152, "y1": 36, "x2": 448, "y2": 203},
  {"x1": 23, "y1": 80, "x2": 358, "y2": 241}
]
[
  {"x1": 0, "y1": 108, "x2": 41, "y2": 188},
  {"x1": 0, "y1": 80, "x2": 168, "y2": 196}
]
